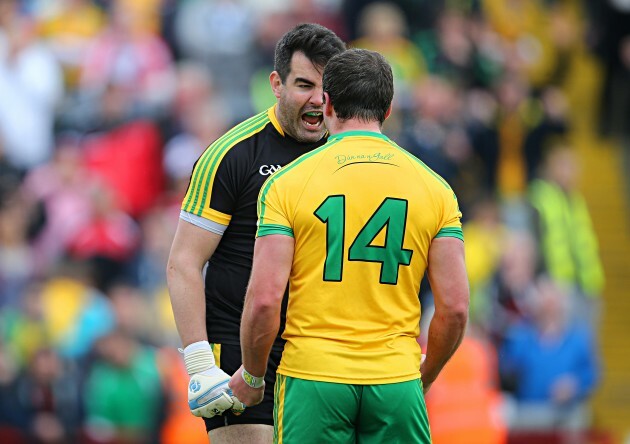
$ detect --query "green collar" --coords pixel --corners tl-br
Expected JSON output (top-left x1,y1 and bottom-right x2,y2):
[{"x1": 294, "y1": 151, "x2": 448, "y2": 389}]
[{"x1": 328, "y1": 130, "x2": 389, "y2": 141}]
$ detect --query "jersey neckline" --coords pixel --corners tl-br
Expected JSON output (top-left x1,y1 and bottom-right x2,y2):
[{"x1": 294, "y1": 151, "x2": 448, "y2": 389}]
[
  {"x1": 268, "y1": 105, "x2": 284, "y2": 136},
  {"x1": 328, "y1": 130, "x2": 389, "y2": 141}
]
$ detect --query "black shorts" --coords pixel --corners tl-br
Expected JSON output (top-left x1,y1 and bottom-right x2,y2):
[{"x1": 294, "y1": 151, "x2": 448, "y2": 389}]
[{"x1": 203, "y1": 342, "x2": 283, "y2": 432}]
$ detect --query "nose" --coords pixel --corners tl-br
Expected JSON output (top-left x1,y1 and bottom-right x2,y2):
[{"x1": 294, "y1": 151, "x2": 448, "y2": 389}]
[{"x1": 310, "y1": 87, "x2": 324, "y2": 107}]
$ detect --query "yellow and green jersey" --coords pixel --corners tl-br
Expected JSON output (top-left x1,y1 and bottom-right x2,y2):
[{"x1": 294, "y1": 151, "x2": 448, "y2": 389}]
[{"x1": 257, "y1": 130, "x2": 463, "y2": 384}]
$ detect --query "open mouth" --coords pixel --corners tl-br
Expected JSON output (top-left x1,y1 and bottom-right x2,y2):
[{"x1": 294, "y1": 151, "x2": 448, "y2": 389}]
[{"x1": 301, "y1": 111, "x2": 323, "y2": 129}]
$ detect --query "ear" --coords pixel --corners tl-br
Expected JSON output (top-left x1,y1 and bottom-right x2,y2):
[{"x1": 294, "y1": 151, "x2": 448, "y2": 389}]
[
  {"x1": 384, "y1": 103, "x2": 393, "y2": 121},
  {"x1": 270, "y1": 71, "x2": 282, "y2": 99},
  {"x1": 324, "y1": 92, "x2": 333, "y2": 117}
]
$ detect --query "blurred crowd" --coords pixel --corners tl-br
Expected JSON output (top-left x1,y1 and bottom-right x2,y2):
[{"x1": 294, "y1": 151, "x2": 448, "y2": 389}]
[{"x1": 0, "y1": 0, "x2": 627, "y2": 443}]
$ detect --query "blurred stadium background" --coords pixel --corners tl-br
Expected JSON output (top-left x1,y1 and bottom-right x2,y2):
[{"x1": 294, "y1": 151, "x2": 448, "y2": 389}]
[{"x1": 0, "y1": 0, "x2": 629, "y2": 443}]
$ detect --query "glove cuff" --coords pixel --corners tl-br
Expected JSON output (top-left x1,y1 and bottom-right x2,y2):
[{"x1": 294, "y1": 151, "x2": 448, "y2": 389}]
[{"x1": 183, "y1": 341, "x2": 215, "y2": 375}]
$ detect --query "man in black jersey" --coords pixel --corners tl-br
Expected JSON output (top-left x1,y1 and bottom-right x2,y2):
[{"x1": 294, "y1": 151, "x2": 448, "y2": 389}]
[{"x1": 166, "y1": 23, "x2": 345, "y2": 444}]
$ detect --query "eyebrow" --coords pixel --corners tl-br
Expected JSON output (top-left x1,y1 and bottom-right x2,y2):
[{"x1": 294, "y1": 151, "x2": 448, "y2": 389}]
[{"x1": 293, "y1": 77, "x2": 315, "y2": 86}]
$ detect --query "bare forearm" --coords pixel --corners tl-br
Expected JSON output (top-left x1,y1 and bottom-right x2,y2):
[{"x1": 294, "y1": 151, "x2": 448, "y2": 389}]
[
  {"x1": 167, "y1": 262, "x2": 208, "y2": 347},
  {"x1": 167, "y1": 219, "x2": 222, "y2": 348},
  {"x1": 240, "y1": 235, "x2": 293, "y2": 377},
  {"x1": 240, "y1": 299, "x2": 280, "y2": 377},
  {"x1": 421, "y1": 310, "x2": 467, "y2": 385},
  {"x1": 423, "y1": 237, "x2": 470, "y2": 388}
]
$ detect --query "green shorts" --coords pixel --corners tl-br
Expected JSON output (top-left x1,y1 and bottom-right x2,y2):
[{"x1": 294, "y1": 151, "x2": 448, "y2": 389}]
[{"x1": 273, "y1": 375, "x2": 431, "y2": 444}]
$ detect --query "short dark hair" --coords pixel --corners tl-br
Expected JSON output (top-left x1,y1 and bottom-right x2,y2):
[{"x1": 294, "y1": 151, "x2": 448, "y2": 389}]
[
  {"x1": 323, "y1": 49, "x2": 394, "y2": 124},
  {"x1": 274, "y1": 23, "x2": 346, "y2": 82}
]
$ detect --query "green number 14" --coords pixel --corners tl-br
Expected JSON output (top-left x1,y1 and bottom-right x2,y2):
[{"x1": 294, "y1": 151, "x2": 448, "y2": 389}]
[{"x1": 314, "y1": 196, "x2": 413, "y2": 285}]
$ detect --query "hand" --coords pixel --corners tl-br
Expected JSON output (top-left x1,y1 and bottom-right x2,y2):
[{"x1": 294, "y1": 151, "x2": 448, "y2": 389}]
[
  {"x1": 188, "y1": 367, "x2": 234, "y2": 418},
  {"x1": 229, "y1": 365, "x2": 265, "y2": 409},
  {"x1": 551, "y1": 375, "x2": 578, "y2": 404}
]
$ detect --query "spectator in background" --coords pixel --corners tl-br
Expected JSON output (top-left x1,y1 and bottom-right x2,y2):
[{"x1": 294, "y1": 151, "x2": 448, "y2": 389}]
[
  {"x1": 342, "y1": 0, "x2": 441, "y2": 41},
  {"x1": 0, "y1": 0, "x2": 64, "y2": 171},
  {"x1": 528, "y1": 141, "x2": 605, "y2": 320},
  {"x1": 588, "y1": 0, "x2": 630, "y2": 143},
  {"x1": 399, "y1": 75, "x2": 464, "y2": 181},
  {"x1": 0, "y1": 133, "x2": 24, "y2": 200},
  {"x1": 162, "y1": 61, "x2": 229, "y2": 203},
  {"x1": 481, "y1": 0, "x2": 557, "y2": 88},
  {"x1": 0, "y1": 281, "x2": 48, "y2": 369},
  {"x1": 157, "y1": 347, "x2": 208, "y2": 444},
  {"x1": 78, "y1": 0, "x2": 175, "y2": 120},
  {"x1": 36, "y1": 0, "x2": 106, "y2": 91},
  {"x1": 0, "y1": 187, "x2": 38, "y2": 308},
  {"x1": 107, "y1": 282, "x2": 161, "y2": 345},
  {"x1": 174, "y1": 0, "x2": 255, "y2": 121},
  {"x1": 466, "y1": 77, "x2": 569, "y2": 216},
  {"x1": 0, "y1": 342, "x2": 27, "y2": 443},
  {"x1": 351, "y1": 2, "x2": 427, "y2": 108},
  {"x1": 397, "y1": 75, "x2": 480, "y2": 212},
  {"x1": 38, "y1": 259, "x2": 115, "y2": 360},
  {"x1": 587, "y1": 0, "x2": 630, "y2": 203},
  {"x1": 82, "y1": 329, "x2": 164, "y2": 444},
  {"x1": 67, "y1": 182, "x2": 141, "y2": 292},
  {"x1": 522, "y1": 86, "x2": 569, "y2": 182},
  {"x1": 461, "y1": 196, "x2": 506, "y2": 323},
  {"x1": 22, "y1": 134, "x2": 93, "y2": 273},
  {"x1": 485, "y1": 230, "x2": 539, "y2": 346},
  {"x1": 15, "y1": 347, "x2": 83, "y2": 444},
  {"x1": 500, "y1": 276, "x2": 599, "y2": 434},
  {"x1": 415, "y1": 10, "x2": 503, "y2": 90},
  {"x1": 493, "y1": 73, "x2": 532, "y2": 201}
]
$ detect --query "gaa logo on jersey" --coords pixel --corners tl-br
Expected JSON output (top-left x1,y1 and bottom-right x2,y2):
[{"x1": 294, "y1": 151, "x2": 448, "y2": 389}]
[{"x1": 259, "y1": 164, "x2": 282, "y2": 176}]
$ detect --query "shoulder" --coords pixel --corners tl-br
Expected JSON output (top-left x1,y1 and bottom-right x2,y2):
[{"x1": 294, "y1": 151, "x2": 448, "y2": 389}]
[
  {"x1": 193, "y1": 111, "x2": 273, "y2": 170},
  {"x1": 269, "y1": 138, "x2": 335, "y2": 181}
]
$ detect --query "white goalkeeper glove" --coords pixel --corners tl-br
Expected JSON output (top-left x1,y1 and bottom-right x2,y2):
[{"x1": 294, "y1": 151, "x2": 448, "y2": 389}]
[{"x1": 183, "y1": 341, "x2": 246, "y2": 417}]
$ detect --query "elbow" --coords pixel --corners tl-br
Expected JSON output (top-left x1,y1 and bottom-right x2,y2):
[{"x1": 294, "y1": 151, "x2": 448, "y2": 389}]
[
  {"x1": 453, "y1": 298, "x2": 470, "y2": 325},
  {"x1": 250, "y1": 291, "x2": 282, "y2": 315},
  {"x1": 165, "y1": 255, "x2": 182, "y2": 286},
  {"x1": 246, "y1": 286, "x2": 284, "y2": 318},
  {"x1": 435, "y1": 296, "x2": 469, "y2": 327},
  {"x1": 453, "y1": 305, "x2": 469, "y2": 327}
]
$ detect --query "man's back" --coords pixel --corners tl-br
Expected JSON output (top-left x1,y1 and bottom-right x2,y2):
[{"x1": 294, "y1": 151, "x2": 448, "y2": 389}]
[{"x1": 258, "y1": 130, "x2": 462, "y2": 384}]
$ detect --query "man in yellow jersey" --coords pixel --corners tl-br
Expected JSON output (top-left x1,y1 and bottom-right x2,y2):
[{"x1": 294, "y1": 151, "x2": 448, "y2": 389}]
[
  {"x1": 229, "y1": 48, "x2": 470, "y2": 443},
  {"x1": 166, "y1": 24, "x2": 345, "y2": 444}
]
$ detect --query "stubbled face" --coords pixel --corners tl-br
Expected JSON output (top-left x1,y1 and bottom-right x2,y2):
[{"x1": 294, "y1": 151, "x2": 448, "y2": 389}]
[{"x1": 273, "y1": 51, "x2": 326, "y2": 143}]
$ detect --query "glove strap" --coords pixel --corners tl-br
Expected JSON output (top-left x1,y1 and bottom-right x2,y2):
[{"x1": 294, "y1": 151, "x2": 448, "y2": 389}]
[
  {"x1": 183, "y1": 341, "x2": 215, "y2": 375},
  {"x1": 242, "y1": 368, "x2": 265, "y2": 388}
]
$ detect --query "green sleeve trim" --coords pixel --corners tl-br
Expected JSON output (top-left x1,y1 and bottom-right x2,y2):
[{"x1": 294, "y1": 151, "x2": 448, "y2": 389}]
[
  {"x1": 435, "y1": 227, "x2": 464, "y2": 241},
  {"x1": 257, "y1": 224, "x2": 294, "y2": 238}
]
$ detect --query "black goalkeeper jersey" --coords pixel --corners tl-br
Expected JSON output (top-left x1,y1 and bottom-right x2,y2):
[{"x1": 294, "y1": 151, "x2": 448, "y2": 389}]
[{"x1": 181, "y1": 106, "x2": 325, "y2": 347}]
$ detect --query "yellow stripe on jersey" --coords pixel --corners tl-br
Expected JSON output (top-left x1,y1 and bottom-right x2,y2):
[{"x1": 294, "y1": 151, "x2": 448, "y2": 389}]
[
  {"x1": 256, "y1": 130, "x2": 463, "y2": 385},
  {"x1": 199, "y1": 207, "x2": 231, "y2": 226},
  {"x1": 274, "y1": 374, "x2": 286, "y2": 444},
  {"x1": 210, "y1": 343, "x2": 221, "y2": 368},
  {"x1": 182, "y1": 109, "x2": 271, "y2": 219},
  {"x1": 183, "y1": 111, "x2": 266, "y2": 213}
]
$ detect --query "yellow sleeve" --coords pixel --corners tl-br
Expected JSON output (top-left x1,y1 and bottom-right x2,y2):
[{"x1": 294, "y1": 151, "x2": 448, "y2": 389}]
[
  {"x1": 435, "y1": 189, "x2": 463, "y2": 241},
  {"x1": 256, "y1": 178, "x2": 293, "y2": 238}
]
